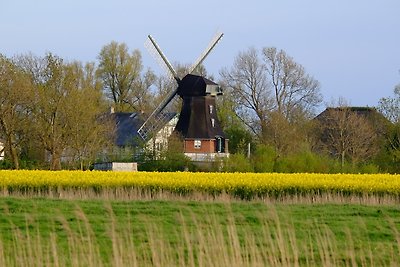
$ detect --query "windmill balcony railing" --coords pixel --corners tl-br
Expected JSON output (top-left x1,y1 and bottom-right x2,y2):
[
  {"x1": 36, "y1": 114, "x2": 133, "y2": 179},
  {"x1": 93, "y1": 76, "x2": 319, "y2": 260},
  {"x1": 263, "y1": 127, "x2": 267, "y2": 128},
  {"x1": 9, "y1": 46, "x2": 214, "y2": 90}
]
[{"x1": 184, "y1": 152, "x2": 230, "y2": 162}]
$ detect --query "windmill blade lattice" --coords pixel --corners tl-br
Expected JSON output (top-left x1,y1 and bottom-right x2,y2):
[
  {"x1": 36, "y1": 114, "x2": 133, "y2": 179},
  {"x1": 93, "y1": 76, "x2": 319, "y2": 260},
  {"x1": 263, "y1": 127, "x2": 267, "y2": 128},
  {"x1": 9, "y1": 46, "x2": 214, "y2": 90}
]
[
  {"x1": 138, "y1": 35, "x2": 180, "y2": 141},
  {"x1": 145, "y1": 35, "x2": 179, "y2": 82},
  {"x1": 137, "y1": 86, "x2": 179, "y2": 141}
]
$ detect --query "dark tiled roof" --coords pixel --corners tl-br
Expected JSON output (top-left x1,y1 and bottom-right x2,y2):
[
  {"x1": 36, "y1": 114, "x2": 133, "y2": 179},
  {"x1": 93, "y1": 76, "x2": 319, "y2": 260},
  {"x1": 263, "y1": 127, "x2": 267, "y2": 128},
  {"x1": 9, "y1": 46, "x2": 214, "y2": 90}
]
[
  {"x1": 112, "y1": 113, "x2": 143, "y2": 146},
  {"x1": 315, "y1": 107, "x2": 389, "y2": 123},
  {"x1": 112, "y1": 112, "x2": 177, "y2": 147}
]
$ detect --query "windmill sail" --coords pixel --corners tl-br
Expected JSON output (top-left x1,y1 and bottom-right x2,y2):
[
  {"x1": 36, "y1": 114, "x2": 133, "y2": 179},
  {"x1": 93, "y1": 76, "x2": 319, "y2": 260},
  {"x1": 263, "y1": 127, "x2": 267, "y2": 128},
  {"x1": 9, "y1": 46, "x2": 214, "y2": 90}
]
[
  {"x1": 189, "y1": 32, "x2": 223, "y2": 74},
  {"x1": 145, "y1": 35, "x2": 180, "y2": 82},
  {"x1": 138, "y1": 35, "x2": 180, "y2": 141}
]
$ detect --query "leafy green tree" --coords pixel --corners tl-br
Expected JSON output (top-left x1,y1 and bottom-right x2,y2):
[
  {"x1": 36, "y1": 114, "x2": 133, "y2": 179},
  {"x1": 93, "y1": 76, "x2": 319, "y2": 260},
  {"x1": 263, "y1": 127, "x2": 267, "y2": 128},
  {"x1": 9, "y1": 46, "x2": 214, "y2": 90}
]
[
  {"x1": 0, "y1": 55, "x2": 33, "y2": 169},
  {"x1": 28, "y1": 54, "x2": 72, "y2": 170},
  {"x1": 375, "y1": 123, "x2": 400, "y2": 173},
  {"x1": 97, "y1": 41, "x2": 155, "y2": 112},
  {"x1": 62, "y1": 62, "x2": 114, "y2": 170},
  {"x1": 264, "y1": 111, "x2": 302, "y2": 162},
  {"x1": 224, "y1": 127, "x2": 254, "y2": 155},
  {"x1": 16, "y1": 53, "x2": 112, "y2": 170}
]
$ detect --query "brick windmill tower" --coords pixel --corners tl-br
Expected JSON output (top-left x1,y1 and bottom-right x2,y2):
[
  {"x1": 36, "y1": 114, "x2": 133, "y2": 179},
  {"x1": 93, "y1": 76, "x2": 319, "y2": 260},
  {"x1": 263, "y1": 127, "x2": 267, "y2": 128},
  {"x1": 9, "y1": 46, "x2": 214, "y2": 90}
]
[{"x1": 137, "y1": 33, "x2": 228, "y2": 161}]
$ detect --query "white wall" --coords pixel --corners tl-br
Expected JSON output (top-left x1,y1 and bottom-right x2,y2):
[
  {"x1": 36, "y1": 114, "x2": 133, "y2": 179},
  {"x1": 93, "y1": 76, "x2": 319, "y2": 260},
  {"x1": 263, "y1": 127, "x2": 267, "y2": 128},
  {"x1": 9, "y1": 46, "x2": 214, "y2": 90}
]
[
  {"x1": 0, "y1": 141, "x2": 4, "y2": 161},
  {"x1": 147, "y1": 115, "x2": 178, "y2": 159}
]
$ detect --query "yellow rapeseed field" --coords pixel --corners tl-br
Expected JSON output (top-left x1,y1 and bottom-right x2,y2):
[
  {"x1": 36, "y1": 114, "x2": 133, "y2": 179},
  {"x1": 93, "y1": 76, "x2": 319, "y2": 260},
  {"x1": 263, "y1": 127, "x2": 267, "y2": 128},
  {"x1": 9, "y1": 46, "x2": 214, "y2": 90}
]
[{"x1": 0, "y1": 170, "x2": 399, "y2": 198}]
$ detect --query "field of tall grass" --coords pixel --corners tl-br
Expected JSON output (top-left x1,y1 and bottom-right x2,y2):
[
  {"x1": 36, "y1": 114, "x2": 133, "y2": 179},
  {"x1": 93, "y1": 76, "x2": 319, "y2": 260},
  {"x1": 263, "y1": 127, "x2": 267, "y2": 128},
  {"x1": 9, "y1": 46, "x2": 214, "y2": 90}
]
[
  {"x1": 1, "y1": 197, "x2": 399, "y2": 266},
  {"x1": 0, "y1": 171, "x2": 399, "y2": 266}
]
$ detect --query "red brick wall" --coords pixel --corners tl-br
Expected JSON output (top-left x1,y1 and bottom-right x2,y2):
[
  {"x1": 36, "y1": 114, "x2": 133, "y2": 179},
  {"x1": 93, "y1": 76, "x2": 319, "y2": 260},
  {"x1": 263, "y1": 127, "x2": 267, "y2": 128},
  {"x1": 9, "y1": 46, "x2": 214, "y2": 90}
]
[{"x1": 184, "y1": 139, "x2": 215, "y2": 153}]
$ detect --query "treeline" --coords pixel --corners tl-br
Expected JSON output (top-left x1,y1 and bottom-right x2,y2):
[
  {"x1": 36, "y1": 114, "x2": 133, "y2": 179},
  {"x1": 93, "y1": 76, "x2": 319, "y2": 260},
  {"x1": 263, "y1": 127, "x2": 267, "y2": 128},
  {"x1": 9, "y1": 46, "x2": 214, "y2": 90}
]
[
  {"x1": 216, "y1": 48, "x2": 400, "y2": 173},
  {"x1": 0, "y1": 42, "x2": 399, "y2": 172}
]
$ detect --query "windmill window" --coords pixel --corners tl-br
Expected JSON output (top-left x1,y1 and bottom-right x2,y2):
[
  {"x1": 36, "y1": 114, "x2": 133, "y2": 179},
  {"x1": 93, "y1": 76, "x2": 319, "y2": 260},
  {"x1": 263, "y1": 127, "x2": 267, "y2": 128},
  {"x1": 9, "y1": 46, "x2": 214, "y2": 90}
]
[
  {"x1": 211, "y1": 118, "x2": 215, "y2": 127},
  {"x1": 156, "y1": 143, "x2": 163, "y2": 152},
  {"x1": 209, "y1": 105, "x2": 213, "y2": 114},
  {"x1": 194, "y1": 140, "x2": 201, "y2": 149}
]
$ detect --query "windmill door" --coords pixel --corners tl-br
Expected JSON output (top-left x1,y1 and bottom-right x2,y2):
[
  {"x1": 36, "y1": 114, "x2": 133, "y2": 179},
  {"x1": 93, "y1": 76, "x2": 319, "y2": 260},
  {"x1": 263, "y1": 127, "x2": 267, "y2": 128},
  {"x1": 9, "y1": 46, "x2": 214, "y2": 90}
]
[{"x1": 215, "y1": 136, "x2": 225, "y2": 153}]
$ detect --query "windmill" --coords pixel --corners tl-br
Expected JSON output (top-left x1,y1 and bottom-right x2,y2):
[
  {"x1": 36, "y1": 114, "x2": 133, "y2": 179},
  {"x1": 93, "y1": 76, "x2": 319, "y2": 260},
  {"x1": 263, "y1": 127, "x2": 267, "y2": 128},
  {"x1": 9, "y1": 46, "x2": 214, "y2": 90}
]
[{"x1": 137, "y1": 33, "x2": 228, "y2": 161}]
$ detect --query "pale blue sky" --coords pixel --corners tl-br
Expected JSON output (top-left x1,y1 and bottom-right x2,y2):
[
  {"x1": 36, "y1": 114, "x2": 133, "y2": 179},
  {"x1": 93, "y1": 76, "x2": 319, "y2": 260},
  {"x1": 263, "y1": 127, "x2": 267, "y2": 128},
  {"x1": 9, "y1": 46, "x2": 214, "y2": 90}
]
[{"x1": 2, "y1": 0, "x2": 399, "y2": 109}]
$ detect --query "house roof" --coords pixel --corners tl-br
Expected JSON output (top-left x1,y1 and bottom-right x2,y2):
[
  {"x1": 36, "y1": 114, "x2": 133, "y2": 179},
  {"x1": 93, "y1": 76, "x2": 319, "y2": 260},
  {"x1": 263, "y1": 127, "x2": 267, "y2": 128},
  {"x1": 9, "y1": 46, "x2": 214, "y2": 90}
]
[
  {"x1": 112, "y1": 112, "x2": 143, "y2": 146},
  {"x1": 112, "y1": 112, "x2": 177, "y2": 147},
  {"x1": 315, "y1": 107, "x2": 388, "y2": 121},
  {"x1": 314, "y1": 106, "x2": 391, "y2": 136}
]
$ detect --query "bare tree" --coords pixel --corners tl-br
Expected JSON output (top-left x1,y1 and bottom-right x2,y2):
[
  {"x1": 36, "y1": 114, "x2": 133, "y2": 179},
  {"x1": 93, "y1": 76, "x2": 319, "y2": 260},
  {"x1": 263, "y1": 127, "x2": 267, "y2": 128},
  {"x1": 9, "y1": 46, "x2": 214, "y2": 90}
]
[
  {"x1": 220, "y1": 47, "x2": 273, "y2": 140},
  {"x1": 262, "y1": 47, "x2": 322, "y2": 120},
  {"x1": 378, "y1": 86, "x2": 400, "y2": 124},
  {"x1": 317, "y1": 105, "x2": 378, "y2": 167},
  {"x1": 135, "y1": 69, "x2": 156, "y2": 112},
  {"x1": 220, "y1": 47, "x2": 322, "y2": 149}
]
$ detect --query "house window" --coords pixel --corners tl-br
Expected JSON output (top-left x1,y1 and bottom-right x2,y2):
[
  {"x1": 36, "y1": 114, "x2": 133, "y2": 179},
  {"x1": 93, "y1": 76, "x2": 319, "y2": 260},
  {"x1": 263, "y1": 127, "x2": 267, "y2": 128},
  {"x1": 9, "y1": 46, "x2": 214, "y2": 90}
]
[
  {"x1": 156, "y1": 142, "x2": 163, "y2": 152},
  {"x1": 194, "y1": 140, "x2": 201, "y2": 149},
  {"x1": 211, "y1": 118, "x2": 215, "y2": 127},
  {"x1": 209, "y1": 105, "x2": 213, "y2": 114}
]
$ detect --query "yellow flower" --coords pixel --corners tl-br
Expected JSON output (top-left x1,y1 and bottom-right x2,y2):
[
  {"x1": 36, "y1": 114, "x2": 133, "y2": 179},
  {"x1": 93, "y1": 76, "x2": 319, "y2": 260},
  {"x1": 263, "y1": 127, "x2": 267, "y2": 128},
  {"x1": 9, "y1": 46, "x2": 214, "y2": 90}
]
[{"x1": 0, "y1": 171, "x2": 399, "y2": 197}]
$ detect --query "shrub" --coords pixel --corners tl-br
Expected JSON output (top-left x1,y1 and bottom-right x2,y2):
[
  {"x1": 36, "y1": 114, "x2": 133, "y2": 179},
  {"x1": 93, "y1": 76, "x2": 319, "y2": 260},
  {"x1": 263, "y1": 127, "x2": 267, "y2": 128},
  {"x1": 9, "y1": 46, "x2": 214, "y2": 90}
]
[
  {"x1": 274, "y1": 150, "x2": 331, "y2": 173},
  {"x1": 0, "y1": 159, "x2": 13, "y2": 169},
  {"x1": 251, "y1": 145, "x2": 275, "y2": 172},
  {"x1": 221, "y1": 153, "x2": 253, "y2": 172}
]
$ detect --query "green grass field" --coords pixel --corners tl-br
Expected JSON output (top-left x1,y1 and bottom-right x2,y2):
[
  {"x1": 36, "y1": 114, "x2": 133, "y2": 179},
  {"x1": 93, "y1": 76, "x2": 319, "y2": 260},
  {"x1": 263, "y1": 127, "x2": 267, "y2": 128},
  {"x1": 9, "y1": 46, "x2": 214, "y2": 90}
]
[{"x1": 0, "y1": 197, "x2": 399, "y2": 266}]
